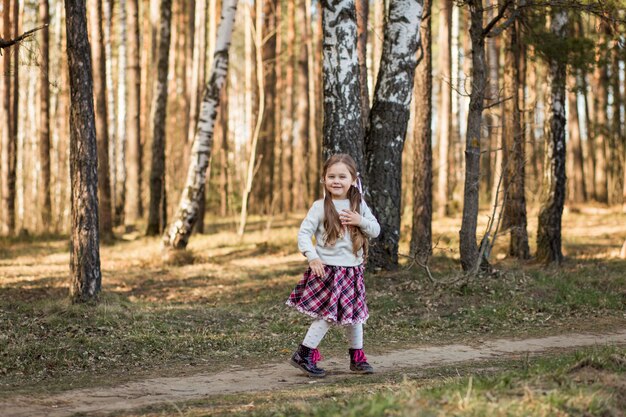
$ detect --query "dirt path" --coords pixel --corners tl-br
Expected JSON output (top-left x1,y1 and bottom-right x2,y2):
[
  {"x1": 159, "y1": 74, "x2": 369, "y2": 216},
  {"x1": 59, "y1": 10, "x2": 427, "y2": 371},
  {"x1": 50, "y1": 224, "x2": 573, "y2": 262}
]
[{"x1": 3, "y1": 330, "x2": 626, "y2": 417}]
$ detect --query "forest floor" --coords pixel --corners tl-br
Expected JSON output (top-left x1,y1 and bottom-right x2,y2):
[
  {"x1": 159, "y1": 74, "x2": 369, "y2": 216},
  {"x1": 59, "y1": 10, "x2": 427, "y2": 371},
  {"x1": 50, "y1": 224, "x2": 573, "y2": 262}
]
[{"x1": 1, "y1": 204, "x2": 625, "y2": 416}]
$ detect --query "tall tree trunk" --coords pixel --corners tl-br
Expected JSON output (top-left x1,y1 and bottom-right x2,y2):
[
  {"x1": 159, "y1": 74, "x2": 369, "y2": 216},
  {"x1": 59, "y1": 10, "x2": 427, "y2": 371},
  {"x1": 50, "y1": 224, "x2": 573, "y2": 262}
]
[
  {"x1": 484, "y1": 0, "x2": 499, "y2": 205},
  {"x1": 89, "y1": 0, "x2": 114, "y2": 240},
  {"x1": 322, "y1": 0, "x2": 365, "y2": 172},
  {"x1": 65, "y1": 0, "x2": 102, "y2": 302},
  {"x1": 1, "y1": 0, "x2": 10, "y2": 235},
  {"x1": 410, "y1": 0, "x2": 432, "y2": 264},
  {"x1": 295, "y1": 0, "x2": 310, "y2": 209},
  {"x1": 567, "y1": 72, "x2": 586, "y2": 203},
  {"x1": 284, "y1": 0, "x2": 296, "y2": 212},
  {"x1": 115, "y1": 0, "x2": 127, "y2": 226},
  {"x1": 365, "y1": 0, "x2": 424, "y2": 270},
  {"x1": 218, "y1": 76, "x2": 229, "y2": 217},
  {"x1": 188, "y1": 0, "x2": 207, "y2": 144},
  {"x1": 501, "y1": 15, "x2": 529, "y2": 259},
  {"x1": 146, "y1": 0, "x2": 173, "y2": 236},
  {"x1": 459, "y1": 0, "x2": 487, "y2": 272},
  {"x1": 436, "y1": 0, "x2": 452, "y2": 217},
  {"x1": 371, "y1": 0, "x2": 384, "y2": 85},
  {"x1": 591, "y1": 25, "x2": 608, "y2": 203},
  {"x1": 608, "y1": 36, "x2": 623, "y2": 206},
  {"x1": 104, "y1": 0, "x2": 116, "y2": 216},
  {"x1": 581, "y1": 71, "x2": 596, "y2": 200},
  {"x1": 306, "y1": 0, "x2": 319, "y2": 199},
  {"x1": 39, "y1": 1, "x2": 52, "y2": 231},
  {"x1": 536, "y1": 9, "x2": 568, "y2": 265},
  {"x1": 125, "y1": 0, "x2": 142, "y2": 229},
  {"x1": 355, "y1": 0, "x2": 369, "y2": 130},
  {"x1": 163, "y1": 0, "x2": 238, "y2": 249},
  {"x1": 275, "y1": 0, "x2": 283, "y2": 213}
]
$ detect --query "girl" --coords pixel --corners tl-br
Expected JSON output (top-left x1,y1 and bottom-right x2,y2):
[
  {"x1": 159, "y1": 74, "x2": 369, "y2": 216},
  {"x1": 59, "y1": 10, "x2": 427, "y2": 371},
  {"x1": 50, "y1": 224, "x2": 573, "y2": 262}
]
[{"x1": 286, "y1": 154, "x2": 380, "y2": 377}]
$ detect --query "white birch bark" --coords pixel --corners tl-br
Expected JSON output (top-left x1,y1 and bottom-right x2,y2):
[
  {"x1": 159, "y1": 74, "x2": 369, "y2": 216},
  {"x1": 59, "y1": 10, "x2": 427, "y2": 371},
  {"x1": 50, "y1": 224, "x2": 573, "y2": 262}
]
[
  {"x1": 163, "y1": 0, "x2": 239, "y2": 249},
  {"x1": 364, "y1": 0, "x2": 424, "y2": 270},
  {"x1": 322, "y1": 0, "x2": 365, "y2": 171}
]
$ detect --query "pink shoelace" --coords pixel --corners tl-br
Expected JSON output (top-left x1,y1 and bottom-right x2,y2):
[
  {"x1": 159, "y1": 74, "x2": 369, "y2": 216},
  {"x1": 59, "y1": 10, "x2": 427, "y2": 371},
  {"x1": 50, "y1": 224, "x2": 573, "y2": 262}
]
[
  {"x1": 352, "y1": 349, "x2": 367, "y2": 363},
  {"x1": 311, "y1": 348, "x2": 323, "y2": 365}
]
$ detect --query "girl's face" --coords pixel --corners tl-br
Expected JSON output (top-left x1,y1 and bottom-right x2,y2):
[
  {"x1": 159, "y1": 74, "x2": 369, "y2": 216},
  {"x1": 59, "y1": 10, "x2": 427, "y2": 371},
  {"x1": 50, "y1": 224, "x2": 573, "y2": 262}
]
[{"x1": 324, "y1": 162, "x2": 355, "y2": 200}]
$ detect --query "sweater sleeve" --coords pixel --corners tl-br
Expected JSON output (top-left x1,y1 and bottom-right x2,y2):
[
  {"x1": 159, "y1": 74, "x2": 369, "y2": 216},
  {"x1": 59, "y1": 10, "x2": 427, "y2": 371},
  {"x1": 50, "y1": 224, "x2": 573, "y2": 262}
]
[
  {"x1": 359, "y1": 200, "x2": 381, "y2": 238},
  {"x1": 298, "y1": 201, "x2": 322, "y2": 262}
]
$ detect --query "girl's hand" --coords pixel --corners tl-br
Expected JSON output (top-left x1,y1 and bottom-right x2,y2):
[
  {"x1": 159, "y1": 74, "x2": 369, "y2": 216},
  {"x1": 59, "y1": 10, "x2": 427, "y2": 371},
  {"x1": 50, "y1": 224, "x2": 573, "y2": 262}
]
[
  {"x1": 309, "y1": 259, "x2": 325, "y2": 277},
  {"x1": 340, "y1": 209, "x2": 361, "y2": 226}
]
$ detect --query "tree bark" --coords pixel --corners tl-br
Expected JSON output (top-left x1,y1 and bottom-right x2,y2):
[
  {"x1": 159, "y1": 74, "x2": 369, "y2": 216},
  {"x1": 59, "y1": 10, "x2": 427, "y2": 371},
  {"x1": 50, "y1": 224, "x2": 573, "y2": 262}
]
[
  {"x1": 608, "y1": 36, "x2": 623, "y2": 206},
  {"x1": 567, "y1": 72, "x2": 586, "y2": 203},
  {"x1": 459, "y1": 0, "x2": 487, "y2": 272},
  {"x1": 88, "y1": 0, "x2": 114, "y2": 240},
  {"x1": 146, "y1": 0, "x2": 173, "y2": 236},
  {"x1": 163, "y1": 0, "x2": 238, "y2": 249},
  {"x1": 322, "y1": 0, "x2": 365, "y2": 172},
  {"x1": 410, "y1": 0, "x2": 432, "y2": 264},
  {"x1": 284, "y1": 0, "x2": 296, "y2": 212},
  {"x1": 187, "y1": 0, "x2": 207, "y2": 145},
  {"x1": 591, "y1": 25, "x2": 608, "y2": 203},
  {"x1": 1, "y1": 0, "x2": 15, "y2": 235},
  {"x1": 125, "y1": 0, "x2": 142, "y2": 229},
  {"x1": 365, "y1": 0, "x2": 424, "y2": 270},
  {"x1": 355, "y1": 0, "x2": 369, "y2": 131},
  {"x1": 436, "y1": 0, "x2": 452, "y2": 218},
  {"x1": 536, "y1": 9, "x2": 568, "y2": 265},
  {"x1": 39, "y1": 1, "x2": 52, "y2": 231},
  {"x1": 64, "y1": 0, "x2": 102, "y2": 302},
  {"x1": 501, "y1": 14, "x2": 529, "y2": 259},
  {"x1": 115, "y1": 0, "x2": 127, "y2": 226},
  {"x1": 295, "y1": 0, "x2": 310, "y2": 209}
]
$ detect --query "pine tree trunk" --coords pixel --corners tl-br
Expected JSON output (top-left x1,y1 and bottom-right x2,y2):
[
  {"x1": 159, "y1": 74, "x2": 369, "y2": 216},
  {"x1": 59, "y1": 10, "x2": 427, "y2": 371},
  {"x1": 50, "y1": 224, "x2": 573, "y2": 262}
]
[
  {"x1": 355, "y1": 0, "x2": 369, "y2": 131},
  {"x1": 482, "y1": 0, "x2": 498, "y2": 204},
  {"x1": 295, "y1": 0, "x2": 310, "y2": 209},
  {"x1": 459, "y1": 0, "x2": 486, "y2": 272},
  {"x1": 410, "y1": 0, "x2": 432, "y2": 264},
  {"x1": 608, "y1": 37, "x2": 623, "y2": 206},
  {"x1": 89, "y1": 0, "x2": 114, "y2": 240},
  {"x1": 436, "y1": 0, "x2": 452, "y2": 218},
  {"x1": 284, "y1": 0, "x2": 296, "y2": 212},
  {"x1": 187, "y1": 0, "x2": 207, "y2": 145},
  {"x1": 103, "y1": 0, "x2": 116, "y2": 216},
  {"x1": 163, "y1": 0, "x2": 238, "y2": 249},
  {"x1": 365, "y1": 0, "x2": 424, "y2": 270},
  {"x1": 536, "y1": 9, "x2": 568, "y2": 265},
  {"x1": 146, "y1": 0, "x2": 173, "y2": 236},
  {"x1": 567, "y1": 72, "x2": 586, "y2": 203},
  {"x1": 65, "y1": 0, "x2": 102, "y2": 302},
  {"x1": 274, "y1": 0, "x2": 283, "y2": 213},
  {"x1": 115, "y1": 0, "x2": 127, "y2": 226},
  {"x1": 592, "y1": 26, "x2": 608, "y2": 203},
  {"x1": 125, "y1": 0, "x2": 142, "y2": 229},
  {"x1": 306, "y1": 0, "x2": 319, "y2": 200},
  {"x1": 1, "y1": 0, "x2": 10, "y2": 235},
  {"x1": 501, "y1": 16, "x2": 529, "y2": 259},
  {"x1": 39, "y1": 1, "x2": 52, "y2": 231},
  {"x1": 322, "y1": 0, "x2": 365, "y2": 172}
]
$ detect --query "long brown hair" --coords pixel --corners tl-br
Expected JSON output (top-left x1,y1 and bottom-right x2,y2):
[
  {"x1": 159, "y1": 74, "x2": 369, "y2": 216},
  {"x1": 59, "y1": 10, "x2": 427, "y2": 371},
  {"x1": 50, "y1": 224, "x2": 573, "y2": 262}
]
[{"x1": 321, "y1": 154, "x2": 368, "y2": 258}]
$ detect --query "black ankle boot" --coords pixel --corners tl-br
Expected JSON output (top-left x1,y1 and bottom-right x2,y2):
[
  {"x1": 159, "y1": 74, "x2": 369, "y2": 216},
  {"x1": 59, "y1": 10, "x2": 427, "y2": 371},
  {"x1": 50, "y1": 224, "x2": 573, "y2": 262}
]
[
  {"x1": 290, "y1": 344, "x2": 326, "y2": 377},
  {"x1": 349, "y1": 348, "x2": 374, "y2": 374}
]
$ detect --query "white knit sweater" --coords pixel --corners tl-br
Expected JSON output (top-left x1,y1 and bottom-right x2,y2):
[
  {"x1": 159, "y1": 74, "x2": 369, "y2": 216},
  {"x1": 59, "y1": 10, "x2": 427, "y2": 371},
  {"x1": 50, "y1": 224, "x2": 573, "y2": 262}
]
[{"x1": 297, "y1": 199, "x2": 380, "y2": 267}]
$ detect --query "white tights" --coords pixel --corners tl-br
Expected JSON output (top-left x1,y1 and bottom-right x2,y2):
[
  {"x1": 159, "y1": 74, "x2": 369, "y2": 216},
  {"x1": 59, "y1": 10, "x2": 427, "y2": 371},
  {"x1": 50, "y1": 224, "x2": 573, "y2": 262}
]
[{"x1": 302, "y1": 319, "x2": 363, "y2": 350}]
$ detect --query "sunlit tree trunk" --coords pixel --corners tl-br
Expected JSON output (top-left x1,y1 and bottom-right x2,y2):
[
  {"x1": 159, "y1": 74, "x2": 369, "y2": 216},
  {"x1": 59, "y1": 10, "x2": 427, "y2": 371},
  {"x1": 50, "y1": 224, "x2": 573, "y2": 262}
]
[
  {"x1": 284, "y1": 0, "x2": 296, "y2": 212},
  {"x1": 484, "y1": 0, "x2": 499, "y2": 204},
  {"x1": 410, "y1": 0, "x2": 432, "y2": 264},
  {"x1": 501, "y1": 14, "x2": 529, "y2": 259},
  {"x1": 1, "y1": 0, "x2": 15, "y2": 235},
  {"x1": 188, "y1": 0, "x2": 207, "y2": 145},
  {"x1": 294, "y1": 0, "x2": 310, "y2": 209},
  {"x1": 322, "y1": 0, "x2": 365, "y2": 171},
  {"x1": 608, "y1": 37, "x2": 623, "y2": 206},
  {"x1": 536, "y1": 9, "x2": 568, "y2": 265},
  {"x1": 146, "y1": 0, "x2": 173, "y2": 236},
  {"x1": 65, "y1": 0, "x2": 102, "y2": 302},
  {"x1": 163, "y1": 0, "x2": 238, "y2": 249},
  {"x1": 436, "y1": 0, "x2": 452, "y2": 217},
  {"x1": 591, "y1": 23, "x2": 608, "y2": 203},
  {"x1": 567, "y1": 72, "x2": 586, "y2": 203},
  {"x1": 39, "y1": 1, "x2": 52, "y2": 231},
  {"x1": 125, "y1": 0, "x2": 142, "y2": 229},
  {"x1": 89, "y1": 0, "x2": 114, "y2": 240},
  {"x1": 366, "y1": 0, "x2": 424, "y2": 270},
  {"x1": 104, "y1": 0, "x2": 116, "y2": 215},
  {"x1": 115, "y1": 0, "x2": 127, "y2": 226},
  {"x1": 355, "y1": 0, "x2": 369, "y2": 130}
]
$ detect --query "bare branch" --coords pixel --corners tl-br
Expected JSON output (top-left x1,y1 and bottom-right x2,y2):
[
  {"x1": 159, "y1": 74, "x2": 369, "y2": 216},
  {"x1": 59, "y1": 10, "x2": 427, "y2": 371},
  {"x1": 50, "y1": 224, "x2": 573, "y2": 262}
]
[
  {"x1": 482, "y1": 0, "x2": 514, "y2": 38},
  {"x1": 0, "y1": 24, "x2": 48, "y2": 54}
]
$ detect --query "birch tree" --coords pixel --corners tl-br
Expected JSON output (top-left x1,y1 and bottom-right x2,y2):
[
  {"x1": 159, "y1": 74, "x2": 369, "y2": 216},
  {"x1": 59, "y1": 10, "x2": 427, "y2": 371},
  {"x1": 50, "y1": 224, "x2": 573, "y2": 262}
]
[
  {"x1": 536, "y1": 8, "x2": 568, "y2": 264},
  {"x1": 322, "y1": 0, "x2": 365, "y2": 171},
  {"x1": 163, "y1": 0, "x2": 238, "y2": 249},
  {"x1": 146, "y1": 0, "x2": 173, "y2": 236},
  {"x1": 365, "y1": 0, "x2": 424, "y2": 270},
  {"x1": 64, "y1": 0, "x2": 102, "y2": 302}
]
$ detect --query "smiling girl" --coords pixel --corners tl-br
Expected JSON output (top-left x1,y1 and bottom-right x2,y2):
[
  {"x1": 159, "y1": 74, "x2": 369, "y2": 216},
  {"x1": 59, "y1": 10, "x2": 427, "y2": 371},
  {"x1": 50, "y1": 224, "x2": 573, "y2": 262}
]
[{"x1": 286, "y1": 154, "x2": 380, "y2": 378}]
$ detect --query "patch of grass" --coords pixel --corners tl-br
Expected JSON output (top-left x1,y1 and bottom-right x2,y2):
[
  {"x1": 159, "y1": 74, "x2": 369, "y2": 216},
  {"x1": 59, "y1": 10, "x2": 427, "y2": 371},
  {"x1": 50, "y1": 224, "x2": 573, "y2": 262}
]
[
  {"x1": 1, "y1": 210, "x2": 625, "y2": 397},
  {"x1": 113, "y1": 346, "x2": 626, "y2": 417}
]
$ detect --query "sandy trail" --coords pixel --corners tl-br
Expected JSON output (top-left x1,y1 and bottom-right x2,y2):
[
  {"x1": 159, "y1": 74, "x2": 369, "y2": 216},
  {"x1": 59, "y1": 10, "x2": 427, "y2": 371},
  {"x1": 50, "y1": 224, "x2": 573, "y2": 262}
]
[{"x1": 2, "y1": 330, "x2": 625, "y2": 417}]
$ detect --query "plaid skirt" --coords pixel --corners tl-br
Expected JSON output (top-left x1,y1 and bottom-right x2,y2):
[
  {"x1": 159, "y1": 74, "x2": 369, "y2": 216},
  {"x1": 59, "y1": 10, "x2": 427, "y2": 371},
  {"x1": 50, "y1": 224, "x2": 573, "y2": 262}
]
[{"x1": 286, "y1": 264, "x2": 369, "y2": 325}]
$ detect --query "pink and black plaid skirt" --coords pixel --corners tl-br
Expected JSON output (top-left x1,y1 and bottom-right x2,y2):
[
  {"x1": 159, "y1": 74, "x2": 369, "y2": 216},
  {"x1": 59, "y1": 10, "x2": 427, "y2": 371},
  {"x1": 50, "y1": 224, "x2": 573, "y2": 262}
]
[{"x1": 286, "y1": 264, "x2": 369, "y2": 325}]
